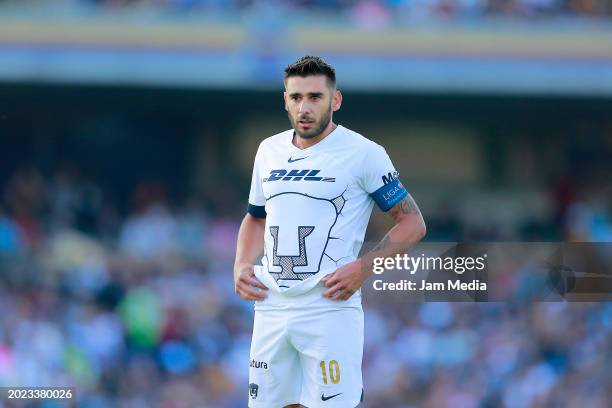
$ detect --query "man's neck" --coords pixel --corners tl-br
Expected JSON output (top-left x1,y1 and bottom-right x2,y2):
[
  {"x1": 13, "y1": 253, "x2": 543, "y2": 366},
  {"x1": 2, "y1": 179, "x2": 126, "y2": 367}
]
[{"x1": 293, "y1": 122, "x2": 337, "y2": 150}]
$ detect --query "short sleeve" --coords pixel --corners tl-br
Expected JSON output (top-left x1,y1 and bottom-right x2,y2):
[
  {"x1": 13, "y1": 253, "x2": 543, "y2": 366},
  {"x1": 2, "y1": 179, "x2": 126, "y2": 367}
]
[
  {"x1": 247, "y1": 144, "x2": 267, "y2": 218},
  {"x1": 359, "y1": 144, "x2": 408, "y2": 212}
]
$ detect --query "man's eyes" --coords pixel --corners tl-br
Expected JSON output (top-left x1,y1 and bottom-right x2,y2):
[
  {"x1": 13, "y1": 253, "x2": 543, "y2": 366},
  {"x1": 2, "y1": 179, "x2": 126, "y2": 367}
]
[{"x1": 291, "y1": 95, "x2": 320, "y2": 101}]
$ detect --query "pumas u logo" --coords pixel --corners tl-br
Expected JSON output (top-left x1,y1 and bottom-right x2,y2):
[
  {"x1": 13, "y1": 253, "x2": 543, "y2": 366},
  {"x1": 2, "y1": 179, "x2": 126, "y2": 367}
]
[
  {"x1": 265, "y1": 191, "x2": 347, "y2": 288},
  {"x1": 263, "y1": 169, "x2": 335, "y2": 183},
  {"x1": 269, "y1": 225, "x2": 314, "y2": 281}
]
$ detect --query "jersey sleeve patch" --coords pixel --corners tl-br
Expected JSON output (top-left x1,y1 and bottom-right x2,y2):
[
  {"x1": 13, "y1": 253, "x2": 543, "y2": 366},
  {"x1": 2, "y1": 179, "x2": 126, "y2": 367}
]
[
  {"x1": 370, "y1": 178, "x2": 408, "y2": 212},
  {"x1": 247, "y1": 203, "x2": 267, "y2": 218}
]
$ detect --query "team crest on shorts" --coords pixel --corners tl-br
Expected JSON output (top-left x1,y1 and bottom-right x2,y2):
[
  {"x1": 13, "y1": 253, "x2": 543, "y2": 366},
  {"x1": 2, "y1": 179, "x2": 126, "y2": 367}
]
[{"x1": 249, "y1": 383, "x2": 259, "y2": 399}]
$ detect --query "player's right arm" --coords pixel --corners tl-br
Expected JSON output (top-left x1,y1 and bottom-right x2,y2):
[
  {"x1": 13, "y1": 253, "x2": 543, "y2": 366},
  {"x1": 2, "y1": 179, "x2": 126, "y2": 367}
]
[
  {"x1": 234, "y1": 142, "x2": 268, "y2": 301},
  {"x1": 234, "y1": 213, "x2": 268, "y2": 301}
]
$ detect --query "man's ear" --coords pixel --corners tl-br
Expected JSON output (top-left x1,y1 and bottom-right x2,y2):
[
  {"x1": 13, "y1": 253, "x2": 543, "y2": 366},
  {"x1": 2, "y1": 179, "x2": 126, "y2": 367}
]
[
  {"x1": 283, "y1": 91, "x2": 288, "y2": 111},
  {"x1": 332, "y1": 89, "x2": 342, "y2": 112}
]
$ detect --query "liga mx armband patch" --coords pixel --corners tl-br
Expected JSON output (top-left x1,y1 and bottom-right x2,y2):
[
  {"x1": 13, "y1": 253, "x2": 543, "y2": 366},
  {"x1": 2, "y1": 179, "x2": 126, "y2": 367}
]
[
  {"x1": 370, "y1": 178, "x2": 408, "y2": 212},
  {"x1": 247, "y1": 203, "x2": 267, "y2": 218}
]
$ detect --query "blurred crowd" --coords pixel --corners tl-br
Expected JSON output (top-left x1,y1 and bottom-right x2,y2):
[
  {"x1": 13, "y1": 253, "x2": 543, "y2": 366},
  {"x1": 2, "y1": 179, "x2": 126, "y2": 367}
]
[
  {"x1": 0, "y1": 161, "x2": 610, "y2": 408},
  {"x1": 2, "y1": 0, "x2": 611, "y2": 21}
]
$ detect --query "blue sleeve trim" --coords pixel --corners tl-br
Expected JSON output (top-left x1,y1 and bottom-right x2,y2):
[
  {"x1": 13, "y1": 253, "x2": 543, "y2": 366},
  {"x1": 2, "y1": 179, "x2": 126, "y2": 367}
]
[
  {"x1": 370, "y1": 178, "x2": 408, "y2": 212},
  {"x1": 247, "y1": 203, "x2": 267, "y2": 218}
]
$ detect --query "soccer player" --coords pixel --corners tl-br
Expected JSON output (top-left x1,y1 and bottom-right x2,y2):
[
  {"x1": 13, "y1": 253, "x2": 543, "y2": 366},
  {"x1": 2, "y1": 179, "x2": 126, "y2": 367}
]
[{"x1": 234, "y1": 56, "x2": 426, "y2": 407}]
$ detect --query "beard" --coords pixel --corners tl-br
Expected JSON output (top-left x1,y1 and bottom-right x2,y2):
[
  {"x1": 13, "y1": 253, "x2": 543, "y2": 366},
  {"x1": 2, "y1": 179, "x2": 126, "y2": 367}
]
[{"x1": 289, "y1": 105, "x2": 332, "y2": 140}]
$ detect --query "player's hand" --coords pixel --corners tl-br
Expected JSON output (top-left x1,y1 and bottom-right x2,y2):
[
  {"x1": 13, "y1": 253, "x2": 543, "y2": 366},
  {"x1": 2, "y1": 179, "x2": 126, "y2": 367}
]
[
  {"x1": 322, "y1": 260, "x2": 367, "y2": 301},
  {"x1": 234, "y1": 263, "x2": 268, "y2": 301}
]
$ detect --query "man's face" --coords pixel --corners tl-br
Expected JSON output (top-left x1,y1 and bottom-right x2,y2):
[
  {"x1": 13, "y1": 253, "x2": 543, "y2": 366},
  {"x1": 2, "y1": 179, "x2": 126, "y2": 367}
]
[{"x1": 284, "y1": 75, "x2": 341, "y2": 140}]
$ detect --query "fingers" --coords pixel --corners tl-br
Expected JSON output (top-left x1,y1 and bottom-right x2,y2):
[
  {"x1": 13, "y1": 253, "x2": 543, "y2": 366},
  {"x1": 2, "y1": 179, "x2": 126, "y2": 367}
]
[
  {"x1": 242, "y1": 266, "x2": 267, "y2": 289},
  {"x1": 322, "y1": 272, "x2": 348, "y2": 300},
  {"x1": 326, "y1": 288, "x2": 353, "y2": 301},
  {"x1": 322, "y1": 272, "x2": 338, "y2": 287},
  {"x1": 244, "y1": 276, "x2": 268, "y2": 290},
  {"x1": 322, "y1": 283, "x2": 340, "y2": 298},
  {"x1": 323, "y1": 282, "x2": 353, "y2": 301},
  {"x1": 235, "y1": 266, "x2": 268, "y2": 301},
  {"x1": 236, "y1": 282, "x2": 267, "y2": 301},
  {"x1": 323, "y1": 274, "x2": 353, "y2": 300}
]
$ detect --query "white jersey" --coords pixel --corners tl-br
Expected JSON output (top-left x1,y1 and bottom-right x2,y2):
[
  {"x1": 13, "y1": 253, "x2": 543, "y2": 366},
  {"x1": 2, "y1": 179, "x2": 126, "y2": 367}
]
[{"x1": 247, "y1": 125, "x2": 407, "y2": 309}]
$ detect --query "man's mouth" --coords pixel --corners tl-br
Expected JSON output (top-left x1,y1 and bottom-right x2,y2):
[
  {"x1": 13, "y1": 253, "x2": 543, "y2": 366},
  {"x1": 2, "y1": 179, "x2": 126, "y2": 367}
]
[{"x1": 298, "y1": 119, "x2": 314, "y2": 128}]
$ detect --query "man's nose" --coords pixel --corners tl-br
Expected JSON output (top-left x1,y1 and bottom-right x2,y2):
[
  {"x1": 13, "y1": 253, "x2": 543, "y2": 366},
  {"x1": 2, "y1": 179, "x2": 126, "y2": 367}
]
[{"x1": 298, "y1": 100, "x2": 312, "y2": 114}]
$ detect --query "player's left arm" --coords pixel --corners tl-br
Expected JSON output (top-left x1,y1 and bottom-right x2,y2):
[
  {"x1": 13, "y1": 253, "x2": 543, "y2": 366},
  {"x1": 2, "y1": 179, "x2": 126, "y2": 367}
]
[{"x1": 323, "y1": 193, "x2": 426, "y2": 300}]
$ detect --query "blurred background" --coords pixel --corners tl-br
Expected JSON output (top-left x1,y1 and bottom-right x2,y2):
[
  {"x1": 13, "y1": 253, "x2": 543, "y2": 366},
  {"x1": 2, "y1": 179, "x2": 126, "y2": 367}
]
[{"x1": 0, "y1": 1, "x2": 611, "y2": 407}]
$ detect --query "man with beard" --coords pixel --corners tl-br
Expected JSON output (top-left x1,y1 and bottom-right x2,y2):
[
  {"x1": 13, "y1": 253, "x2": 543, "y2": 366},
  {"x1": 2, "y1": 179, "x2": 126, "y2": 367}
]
[{"x1": 234, "y1": 56, "x2": 426, "y2": 408}]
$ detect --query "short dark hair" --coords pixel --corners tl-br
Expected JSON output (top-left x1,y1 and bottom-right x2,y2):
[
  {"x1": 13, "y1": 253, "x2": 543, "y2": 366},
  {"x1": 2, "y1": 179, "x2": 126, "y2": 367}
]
[{"x1": 284, "y1": 56, "x2": 336, "y2": 88}]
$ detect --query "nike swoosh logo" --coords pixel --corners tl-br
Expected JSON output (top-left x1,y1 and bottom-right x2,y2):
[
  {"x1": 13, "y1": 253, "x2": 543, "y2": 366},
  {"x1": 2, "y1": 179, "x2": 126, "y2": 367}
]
[
  {"x1": 288, "y1": 156, "x2": 308, "y2": 163},
  {"x1": 321, "y1": 393, "x2": 342, "y2": 401}
]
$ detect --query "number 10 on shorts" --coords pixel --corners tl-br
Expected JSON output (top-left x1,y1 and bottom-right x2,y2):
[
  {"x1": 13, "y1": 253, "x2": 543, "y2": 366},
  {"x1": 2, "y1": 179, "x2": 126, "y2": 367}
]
[{"x1": 320, "y1": 360, "x2": 341, "y2": 384}]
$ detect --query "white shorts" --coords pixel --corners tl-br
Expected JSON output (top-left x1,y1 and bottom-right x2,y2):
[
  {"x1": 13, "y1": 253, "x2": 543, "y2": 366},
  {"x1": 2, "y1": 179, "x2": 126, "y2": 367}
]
[{"x1": 248, "y1": 305, "x2": 364, "y2": 407}]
